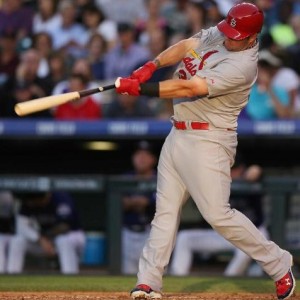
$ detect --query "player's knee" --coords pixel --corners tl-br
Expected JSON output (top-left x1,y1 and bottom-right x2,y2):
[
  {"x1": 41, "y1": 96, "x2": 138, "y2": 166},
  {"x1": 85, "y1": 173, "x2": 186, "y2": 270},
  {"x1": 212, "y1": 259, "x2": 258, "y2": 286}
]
[{"x1": 10, "y1": 235, "x2": 26, "y2": 247}]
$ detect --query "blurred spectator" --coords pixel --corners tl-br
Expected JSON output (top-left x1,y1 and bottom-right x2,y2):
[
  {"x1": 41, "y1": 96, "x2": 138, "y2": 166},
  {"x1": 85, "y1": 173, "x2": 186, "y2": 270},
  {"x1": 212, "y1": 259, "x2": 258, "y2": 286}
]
[
  {"x1": 254, "y1": 0, "x2": 279, "y2": 31},
  {"x1": 104, "y1": 93, "x2": 155, "y2": 119},
  {"x1": 184, "y1": 0, "x2": 208, "y2": 36},
  {"x1": 269, "y1": 0, "x2": 297, "y2": 48},
  {"x1": 44, "y1": 51, "x2": 68, "y2": 87},
  {"x1": 53, "y1": 73, "x2": 102, "y2": 120},
  {"x1": 0, "y1": 0, "x2": 34, "y2": 48},
  {"x1": 48, "y1": 0, "x2": 89, "y2": 60},
  {"x1": 32, "y1": 0, "x2": 61, "y2": 35},
  {"x1": 1, "y1": 48, "x2": 53, "y2": 118},
  {"x1": 0, "y1": 191, "x2": 16, "y2": 274},
  {"x1": 121, "y1": 141, "x2": 157, "y2": 274},
  {"x1": 85, "y1": 33, "x2": 107, "y2": 81},
  {"x1": 135, "y1": 0, "x2": 169, "y2": 46},
  {"x1": 95, "y1": 0, "x2": 147, "y2": 24},
  {"x1": 214, "y1": 0, "x2": 238, "y2": 18},
  {"x1": 259, "y1": 50, "x2": 300, "y2": 117},
  {"x1": 285, "y1": 15, "x2": 300, "y2": 76},
  {"x1": 205, "y1": 0, "x2": 224, "y2": 27},
  {"x1": 142, "y1": 29, "x2": 174, "y2": 119},
  {"x1": 170, "y1": 154, "x2": 268, "y2": 277},
  {"x1": 31, "y1": 32, "x2": 53, "y2": 78},
  {"x1": 74, "y1": 0, "x2": 96, "y2": 23},
  {"x1": 243, "y1": 56, "x2": 290, "y2": 120},
  {"x1": 81, "y1": 4, "x2": 117, "y2": 50},
  {"x1": 104, "y1": 22, "x2": 151, "y2": 80},
  {"x1": 160, "y1": 0, "x2": 189, "y2": 36},
  {"x1": 0, "y1": 32, "x2": 19, "y2": 112},
  {"x1": 146, "y1": 29, "x2": 174, "y2": 83},
  {"x1": 52, "y1": 57, "x2": 103, "y2": 105},
  {"x1": 0, "y1": 31, "x2": 19, "y2": 87},
  {"x1": 7, "y1": 191, "x2": 86, "y2": 274}
]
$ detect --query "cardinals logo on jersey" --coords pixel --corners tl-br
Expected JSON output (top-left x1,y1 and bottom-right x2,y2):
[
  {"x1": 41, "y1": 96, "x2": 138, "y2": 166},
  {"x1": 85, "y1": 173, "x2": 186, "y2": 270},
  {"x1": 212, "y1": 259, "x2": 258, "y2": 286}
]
[{"x1": 178, "y1": 50, "x2": 218, "y2": 79}]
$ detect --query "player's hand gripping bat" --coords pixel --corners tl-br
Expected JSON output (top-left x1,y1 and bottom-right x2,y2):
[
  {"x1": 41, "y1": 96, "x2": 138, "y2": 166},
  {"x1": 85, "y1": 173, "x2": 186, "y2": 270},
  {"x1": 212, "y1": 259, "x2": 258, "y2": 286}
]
[{"x1": 14, "y1": 84, "x2": 115, "y2": 116}]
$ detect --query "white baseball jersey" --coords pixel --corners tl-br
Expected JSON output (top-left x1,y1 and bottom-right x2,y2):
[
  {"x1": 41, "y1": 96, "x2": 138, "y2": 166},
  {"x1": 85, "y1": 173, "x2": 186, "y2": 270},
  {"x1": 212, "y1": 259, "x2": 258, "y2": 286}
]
[{"x1": 173, "y1": 26, "x2": 259, "y2": 130}]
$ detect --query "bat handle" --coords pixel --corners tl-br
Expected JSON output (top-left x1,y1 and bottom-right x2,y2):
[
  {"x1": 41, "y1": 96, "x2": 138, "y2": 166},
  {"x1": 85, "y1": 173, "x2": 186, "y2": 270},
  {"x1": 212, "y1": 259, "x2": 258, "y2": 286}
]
[{"x1": 79, "y1": 84, "x2": 115, "y2": 98}]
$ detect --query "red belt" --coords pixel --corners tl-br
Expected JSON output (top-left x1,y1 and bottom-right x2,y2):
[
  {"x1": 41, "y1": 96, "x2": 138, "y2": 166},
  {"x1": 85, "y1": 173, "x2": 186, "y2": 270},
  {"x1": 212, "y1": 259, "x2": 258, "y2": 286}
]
[{"x1": 173, "y1": 120, "x2": 209, "y2": 130}]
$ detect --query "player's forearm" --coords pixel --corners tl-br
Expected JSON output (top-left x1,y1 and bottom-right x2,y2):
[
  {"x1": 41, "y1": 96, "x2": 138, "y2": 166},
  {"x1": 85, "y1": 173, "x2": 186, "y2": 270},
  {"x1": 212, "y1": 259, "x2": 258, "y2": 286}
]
[
  {"x1": 158, "y1": 77, "x2": 208, "y2": 99},
  {"x1": 154, "y1": 38, "x2": 198, "y2": 68}
]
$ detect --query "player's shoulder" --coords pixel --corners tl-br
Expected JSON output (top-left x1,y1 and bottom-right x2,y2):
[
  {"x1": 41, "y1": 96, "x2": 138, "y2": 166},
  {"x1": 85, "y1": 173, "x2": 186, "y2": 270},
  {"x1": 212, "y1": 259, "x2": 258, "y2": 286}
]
[{"x1": 193, "y1": 26, "x2": 223, "y2": 45}]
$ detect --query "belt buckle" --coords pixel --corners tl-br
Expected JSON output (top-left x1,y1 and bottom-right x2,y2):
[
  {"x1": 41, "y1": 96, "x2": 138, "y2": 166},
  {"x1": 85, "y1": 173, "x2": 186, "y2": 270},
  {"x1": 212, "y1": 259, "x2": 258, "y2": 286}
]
[{"x1": 186, "y1": 120, "x2": 192, "y2": 130}]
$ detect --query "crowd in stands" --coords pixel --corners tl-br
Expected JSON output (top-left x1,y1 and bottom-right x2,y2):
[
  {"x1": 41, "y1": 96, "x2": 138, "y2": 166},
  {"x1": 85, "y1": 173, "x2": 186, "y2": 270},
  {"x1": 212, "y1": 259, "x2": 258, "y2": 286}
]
[{"x1": 0, "y1": 0, "x2": 300, "y2": 120}]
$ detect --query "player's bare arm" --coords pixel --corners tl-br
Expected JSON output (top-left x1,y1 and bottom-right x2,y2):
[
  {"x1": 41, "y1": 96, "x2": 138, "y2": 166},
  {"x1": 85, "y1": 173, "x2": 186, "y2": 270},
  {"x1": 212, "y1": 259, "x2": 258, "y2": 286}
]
[
  {"x1": 115, "y1": 75, "x2": 208, "y2": 98},
  {"x1": 128, "y1": 38, "x2": 200, "y2": 84},
  {"x1": 154, "y1": 38, "x2": 199, "y2": 68},
  {"x1": 159, "y1": 76, "x2": 208, "y2": 98}
]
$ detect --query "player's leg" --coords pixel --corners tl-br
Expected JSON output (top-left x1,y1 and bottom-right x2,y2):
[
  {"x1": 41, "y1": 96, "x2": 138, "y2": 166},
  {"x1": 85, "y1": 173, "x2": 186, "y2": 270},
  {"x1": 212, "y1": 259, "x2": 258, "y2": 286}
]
[
  {"x1": 224, "y1": 225, "x2": 270, "y2": 277},
  {"x1": 191, "y1": 133, "x2": 291, "y2": 280},
  {"x1": 122, "y1": 228, "x2": 149, "y2": 275},
  {"x1": 7, "y1": 235, "x2": 27, "y2": 273},
  {"x1": 0, "y1": 234, "x2": 9, "y2": 273},
  {"x1": 134, "y1": 130, "x2": 190, "y2": 293},
  {"x1": 224, "y1": 224, "x2": 266, "y2": 277},
  {"x1": 179, "y1": 131, "x2": 294, "y2": 298},
  {"x1": 224, "y1": 247, "x2": 252, "y2": 276},
  {"x1": 170, "y1": 229, "x2": 234, "y2": 275},
  {"x1": 54, "y1": 231, "x2": 85, "y2": 274}
]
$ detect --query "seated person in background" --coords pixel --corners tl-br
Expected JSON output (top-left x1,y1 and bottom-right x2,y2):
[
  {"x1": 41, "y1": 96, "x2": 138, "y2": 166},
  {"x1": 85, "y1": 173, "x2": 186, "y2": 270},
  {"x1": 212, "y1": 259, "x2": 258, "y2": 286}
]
[
  {"x1": 0, "y1": 191, "x2": 16, "y2": 274},
  {"x1": 122, "y1": 141, "x2": 157, "y2": 274},
  {"x1": 241, "y1": 54, "x2": 290, "y2": 120},
  {"x1": 7, "y1": 191, "x2": 85, "y2": 274},
  {"x1": 53, "y1": 73, "x2": 102, "y2": 120},
  {"x1": 170, "y1": 154, "x2": 268, "y2": 277}
]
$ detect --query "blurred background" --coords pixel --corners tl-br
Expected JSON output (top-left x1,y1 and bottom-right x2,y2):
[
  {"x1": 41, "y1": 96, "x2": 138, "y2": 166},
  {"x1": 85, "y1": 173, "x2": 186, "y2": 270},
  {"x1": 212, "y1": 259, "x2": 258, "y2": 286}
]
[{"x1": 0, "y1": 0, "x2": 300, "y2": 277}]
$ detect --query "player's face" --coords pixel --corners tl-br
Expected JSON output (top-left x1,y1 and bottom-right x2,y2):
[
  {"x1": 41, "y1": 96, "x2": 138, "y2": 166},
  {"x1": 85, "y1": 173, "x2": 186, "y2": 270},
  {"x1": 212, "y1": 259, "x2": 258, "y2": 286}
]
[{"x1": 223, "y1": 35, "x2": 257, "y2": 51}]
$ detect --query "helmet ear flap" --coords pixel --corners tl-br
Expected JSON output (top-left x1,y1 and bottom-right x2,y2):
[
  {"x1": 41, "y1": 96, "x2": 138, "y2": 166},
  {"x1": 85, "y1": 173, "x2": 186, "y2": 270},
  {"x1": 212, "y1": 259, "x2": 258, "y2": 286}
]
[{"x1": 217, "y1": 2, "x2": 264, "y2": 40}]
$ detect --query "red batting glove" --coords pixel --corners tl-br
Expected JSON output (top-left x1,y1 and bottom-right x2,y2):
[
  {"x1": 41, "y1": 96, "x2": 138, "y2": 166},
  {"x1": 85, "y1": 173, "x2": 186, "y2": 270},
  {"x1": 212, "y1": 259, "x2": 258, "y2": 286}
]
[
  {"x1": 115, "y1": 77, "x2": 141, "y2": 96},
  {"x1": 130, "y1": 61, "x2": 157, "y2": 83}
]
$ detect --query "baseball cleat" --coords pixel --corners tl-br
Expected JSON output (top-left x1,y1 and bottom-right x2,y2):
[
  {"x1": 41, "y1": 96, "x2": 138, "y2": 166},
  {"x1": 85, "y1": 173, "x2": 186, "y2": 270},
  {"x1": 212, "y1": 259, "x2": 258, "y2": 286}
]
[
  {"x1": 275, "y1": 268, "x2": 296, "y2": 299},
  {"x1": 130, "y1": 284, "x2": 162, "y2": 299}
]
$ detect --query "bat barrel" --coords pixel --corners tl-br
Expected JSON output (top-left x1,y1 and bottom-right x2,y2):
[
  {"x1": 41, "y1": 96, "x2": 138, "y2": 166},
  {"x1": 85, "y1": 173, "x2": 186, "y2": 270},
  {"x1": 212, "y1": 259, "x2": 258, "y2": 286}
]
[
  {"x1": 14, "y1": 92, "x2": 80, "y2": 116},
  {"x1": 14, "y1": 84, "x2": 115, "y2": 116}
]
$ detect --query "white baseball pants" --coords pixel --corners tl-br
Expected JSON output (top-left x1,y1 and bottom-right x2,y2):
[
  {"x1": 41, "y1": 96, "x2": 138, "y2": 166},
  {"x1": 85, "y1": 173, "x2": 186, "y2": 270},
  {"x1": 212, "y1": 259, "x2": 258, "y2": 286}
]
[
  {"x1": 7, "y1": 231, "x2": 85, "y2": 274},
  {"x1": 136, "y1": 128, "x2": 292, "y2": 291},
  {"x1": 169, "y1": 225, "x2": 269, "y2": 276},
  {"x1": 122, "y1": 227, "x2": 150, "y2": 275},
  {"x1": 0, "y1": 234, "x2": 13, "y2": 273}
]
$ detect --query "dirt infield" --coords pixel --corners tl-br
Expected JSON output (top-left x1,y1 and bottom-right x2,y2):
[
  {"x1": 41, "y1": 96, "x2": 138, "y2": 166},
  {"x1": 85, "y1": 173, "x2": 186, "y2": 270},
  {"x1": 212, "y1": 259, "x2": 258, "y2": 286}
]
[{"x1": 0, "y1": 292, "x2": 299, "y2": 300}]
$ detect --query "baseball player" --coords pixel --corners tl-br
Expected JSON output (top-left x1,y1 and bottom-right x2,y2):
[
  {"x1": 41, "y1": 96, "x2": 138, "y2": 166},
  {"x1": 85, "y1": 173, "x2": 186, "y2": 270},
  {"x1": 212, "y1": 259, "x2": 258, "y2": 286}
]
[
  {"x1": 122, "y1": 141, "x2": 157, "y2": 274},
  {"x1": 0, "y1": 191, "x2": 16, "y2": 273},
  {"x1": 7, "y1": 191, "x2": 85, "y2": 274},
  {"x1": 115, "y1": 2, "x2": 296, "y2": 300}
]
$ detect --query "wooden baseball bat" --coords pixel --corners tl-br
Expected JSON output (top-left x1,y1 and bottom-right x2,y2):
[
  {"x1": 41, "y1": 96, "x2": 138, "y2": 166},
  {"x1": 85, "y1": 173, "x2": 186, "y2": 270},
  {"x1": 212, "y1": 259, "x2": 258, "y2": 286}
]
[{"x1": 14, "y1": 84, "x2": 115, "y2": 116}]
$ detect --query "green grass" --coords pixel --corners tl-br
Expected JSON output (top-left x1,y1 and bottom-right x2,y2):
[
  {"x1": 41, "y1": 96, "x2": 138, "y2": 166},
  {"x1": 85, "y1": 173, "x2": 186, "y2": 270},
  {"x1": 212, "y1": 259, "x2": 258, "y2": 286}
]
[{"x1": 0, "y1": 275, "x2": 288, "y2": 294}]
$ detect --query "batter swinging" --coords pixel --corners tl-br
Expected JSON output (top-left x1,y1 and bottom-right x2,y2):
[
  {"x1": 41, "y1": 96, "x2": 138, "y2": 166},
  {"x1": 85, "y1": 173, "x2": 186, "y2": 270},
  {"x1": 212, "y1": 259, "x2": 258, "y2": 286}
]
[{"x1": 115, "y1": 2, "x2": 296, "y2": 300}]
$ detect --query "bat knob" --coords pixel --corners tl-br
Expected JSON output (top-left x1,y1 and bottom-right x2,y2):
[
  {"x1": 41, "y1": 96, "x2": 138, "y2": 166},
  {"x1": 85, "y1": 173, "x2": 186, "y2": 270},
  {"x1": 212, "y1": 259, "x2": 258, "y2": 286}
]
[{"x1": 115, "y1": 77, "x2": 121, "y2": 88}]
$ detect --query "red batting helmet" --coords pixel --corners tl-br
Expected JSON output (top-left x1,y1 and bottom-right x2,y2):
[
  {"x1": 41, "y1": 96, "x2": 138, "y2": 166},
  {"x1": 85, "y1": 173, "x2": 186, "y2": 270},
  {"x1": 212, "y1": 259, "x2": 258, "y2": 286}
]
[{"x1": 217, "y1": 2, "x2": 264, "y2": 40}]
